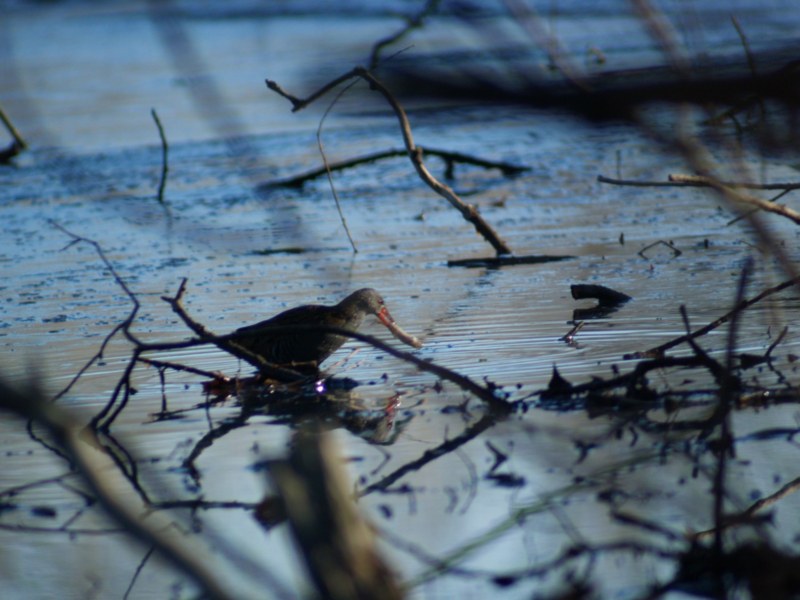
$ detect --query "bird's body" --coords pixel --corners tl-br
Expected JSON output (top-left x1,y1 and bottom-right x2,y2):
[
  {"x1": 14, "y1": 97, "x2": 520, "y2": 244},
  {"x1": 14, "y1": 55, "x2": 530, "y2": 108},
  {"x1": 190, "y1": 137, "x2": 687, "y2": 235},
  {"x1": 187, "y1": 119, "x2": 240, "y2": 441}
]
[{"x1": 230, "y1": 288, "x2": 421, "y2": 368}]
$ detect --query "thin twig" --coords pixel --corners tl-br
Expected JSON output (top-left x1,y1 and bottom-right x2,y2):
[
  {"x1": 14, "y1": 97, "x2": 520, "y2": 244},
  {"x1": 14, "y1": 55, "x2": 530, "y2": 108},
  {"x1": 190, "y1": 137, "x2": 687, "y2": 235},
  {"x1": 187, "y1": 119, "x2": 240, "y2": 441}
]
[
  {"x1": 693, "y1": 475, "x2": 800, "y2": 541},
  {"x1": 730, "y1": 15, "x2": 766, "y2": 123},
  {"x1": 0, "y1": 104, "x2": 27, "y2": 149},
  {"x1": 123, "y1": 546, "x2": 155, "y2": 600},
  {"x1": 631, "y1": 273, "x2": 800, "y2": 359},
  {"x1": 138, "y1": 356, "x2": 223, "y2": 380},
  {"x1": 599, "y1": 173, "x2": 800, "y2": 191},
  {"x1": 357, "y1": 67, "x2": 512, "y2": 255},
  {"x1": 368, "y1": 0, "x2": 440, "y2": 70},
  {"x1": 50, "y1": 222, "x2": 143, "y2": 416},
  {"x1": 262, "y1": 147, "x2": 529, "y2": 189},
  {"x1": 315, "y1": 80, "x2": 359, "y2": 252},
  {"x1": 727, "y1": 188, "x2": 792, "y2": 226},
  {"x1": 638, "y1": 239, "x2": 681, "y2": 259},
  {"x1": 677, "y1": 306, "x2": 730, "y2": 386},
  {"x1": 151, "y1": 108, "x2": 169, "y2": 205},
  {"x1": 737, "y1": 474, "x2": 800, "y2": 522},
  {"x1": 731, "y1": 16, "x2": 758, "y2": 81},
  {"x1": 358, "y1": 412, "x2": 501, "y2": 496},
  {"x1": 679, "y1": 176, "x2": 800, "y2": 225}
]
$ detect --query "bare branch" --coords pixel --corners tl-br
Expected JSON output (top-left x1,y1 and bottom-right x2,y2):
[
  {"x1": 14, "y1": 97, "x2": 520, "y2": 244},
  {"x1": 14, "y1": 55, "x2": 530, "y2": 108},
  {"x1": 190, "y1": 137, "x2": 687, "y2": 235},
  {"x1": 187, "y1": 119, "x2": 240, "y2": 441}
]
[
  {"x1": 630, "y1": 272, "x2": 800, "y2": 359},
  {"x1": 0, "y1": 377, "x2": 236, "y2": 600},
  {"x1": 261, "y1": 147, "x2": 529, "y2": 189},
  {"x1": 151, "y1": 108, "x2": 169, "y2": 205},
  {"x1": 266, "y1": 69, "x2": 513, "y2": 256}
]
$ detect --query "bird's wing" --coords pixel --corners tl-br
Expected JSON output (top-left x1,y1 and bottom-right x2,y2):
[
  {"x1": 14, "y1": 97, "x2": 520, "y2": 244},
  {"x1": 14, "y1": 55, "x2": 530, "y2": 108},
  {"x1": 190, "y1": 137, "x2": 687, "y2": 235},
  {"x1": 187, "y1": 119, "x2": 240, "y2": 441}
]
[{"x1": 233, "y1": 305, "x2": 328, "y2": 334}]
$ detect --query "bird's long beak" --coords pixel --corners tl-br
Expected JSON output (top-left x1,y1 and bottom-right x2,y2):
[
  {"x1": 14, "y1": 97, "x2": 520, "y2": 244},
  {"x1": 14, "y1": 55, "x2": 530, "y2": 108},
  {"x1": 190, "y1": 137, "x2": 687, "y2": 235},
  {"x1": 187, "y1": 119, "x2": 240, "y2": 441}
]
[
  {"x1": 377, "y1": 307, "x2": 423, "y2": 349},
  {"x1": 376, "y1": 306, "x2": 395, "y2": 328}
]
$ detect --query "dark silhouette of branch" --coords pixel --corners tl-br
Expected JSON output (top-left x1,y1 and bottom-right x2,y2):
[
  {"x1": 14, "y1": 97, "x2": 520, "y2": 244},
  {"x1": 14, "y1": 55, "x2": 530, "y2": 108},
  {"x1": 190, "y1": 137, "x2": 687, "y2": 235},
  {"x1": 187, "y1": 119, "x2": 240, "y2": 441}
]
[
  {"x1": 630, "y1": 273, "x2": 800, "y2": 359},
  {"x1": 150, "y1": 108, "x2": 169, "y2": 204},
  {"x1": 260, "y1": 146, "x2": 529, "y2": 190},
  {"x1": 0, "y1": 377, "x2": 235, "y2": 600},
  {"x1": 368, "y1": 0, "x2": 441, "y2": 70}
]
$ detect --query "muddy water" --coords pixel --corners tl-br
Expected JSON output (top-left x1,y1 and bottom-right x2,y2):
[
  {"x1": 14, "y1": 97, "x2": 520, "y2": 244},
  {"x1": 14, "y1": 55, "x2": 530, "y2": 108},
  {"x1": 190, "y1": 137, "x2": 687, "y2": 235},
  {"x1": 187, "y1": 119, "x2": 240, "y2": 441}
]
[{"x1": 3, "y1": 2, "x2": 800, "y2": 599}]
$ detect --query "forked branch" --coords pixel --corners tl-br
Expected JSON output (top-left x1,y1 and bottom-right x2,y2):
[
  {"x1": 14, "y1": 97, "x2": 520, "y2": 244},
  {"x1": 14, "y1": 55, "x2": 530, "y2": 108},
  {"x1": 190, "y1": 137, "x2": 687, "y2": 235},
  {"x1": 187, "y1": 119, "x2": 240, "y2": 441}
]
[{"x1": 266, "y1": 68, "x2": 512, "y2": 256}]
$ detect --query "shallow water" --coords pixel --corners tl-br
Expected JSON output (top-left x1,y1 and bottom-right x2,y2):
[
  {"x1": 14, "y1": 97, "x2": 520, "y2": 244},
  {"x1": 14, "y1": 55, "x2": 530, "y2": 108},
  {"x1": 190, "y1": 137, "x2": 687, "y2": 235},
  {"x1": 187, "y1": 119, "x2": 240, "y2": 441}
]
[{"x1": 3, "y1": 2, "x2": 800, "y2": 599}]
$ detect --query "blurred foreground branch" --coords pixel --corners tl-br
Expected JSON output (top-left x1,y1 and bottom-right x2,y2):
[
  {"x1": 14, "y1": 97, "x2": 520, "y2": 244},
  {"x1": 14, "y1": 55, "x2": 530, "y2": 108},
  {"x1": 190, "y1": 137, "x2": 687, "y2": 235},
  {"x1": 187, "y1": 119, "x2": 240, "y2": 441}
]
[
  {"x1": 0, "y1": 376, "x2": 234, "y2": 600},
  {"x1": 599, "y1": 173, "x2": 800, "y2": 225},
  {"x1": 269, "y1": 428, "x2": 404, "y2": 600}
]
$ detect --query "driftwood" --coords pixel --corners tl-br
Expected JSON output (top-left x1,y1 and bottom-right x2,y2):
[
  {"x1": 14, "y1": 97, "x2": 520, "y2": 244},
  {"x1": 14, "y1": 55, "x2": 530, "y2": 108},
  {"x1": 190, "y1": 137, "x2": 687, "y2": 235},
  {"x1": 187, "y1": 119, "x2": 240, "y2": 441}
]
[
  {"x1": 384, "y1": 39, "x2": 800, "y2": 129},
  {"x1": 570, "y1": 284, "x2": 631, "y2": 307},
  {"x1": 570, "y1": 283, "x2": 632, "y2": 320},
  {"x1": 447, "y1": 254, "x2": 573, "y2": 268}
]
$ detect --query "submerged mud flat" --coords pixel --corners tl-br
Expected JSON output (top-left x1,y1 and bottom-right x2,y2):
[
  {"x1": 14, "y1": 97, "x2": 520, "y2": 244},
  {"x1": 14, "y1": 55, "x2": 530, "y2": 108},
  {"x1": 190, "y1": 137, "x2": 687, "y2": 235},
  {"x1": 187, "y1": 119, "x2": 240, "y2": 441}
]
[{"x1": 3, "y1": 2, "x2": 800, "y2": 599}]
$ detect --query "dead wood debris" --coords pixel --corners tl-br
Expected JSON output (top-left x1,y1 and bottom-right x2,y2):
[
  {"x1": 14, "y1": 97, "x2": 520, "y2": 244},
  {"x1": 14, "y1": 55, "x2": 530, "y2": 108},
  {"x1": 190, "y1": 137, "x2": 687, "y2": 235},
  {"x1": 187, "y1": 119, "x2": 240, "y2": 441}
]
[
  {"x1": 570, "y1": 284, "x2": 632, "y2": 307},
  {"x1": 266, "y1": 68, "x2": 513, "y2": 256}
]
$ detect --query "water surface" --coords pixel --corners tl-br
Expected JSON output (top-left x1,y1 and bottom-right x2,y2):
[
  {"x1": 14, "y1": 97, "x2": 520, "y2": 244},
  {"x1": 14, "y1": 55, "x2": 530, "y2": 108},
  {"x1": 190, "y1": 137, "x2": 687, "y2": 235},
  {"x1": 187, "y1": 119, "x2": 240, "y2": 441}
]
[{"x1": 3, "y1": 2, "x2": 800, "y2": 599}]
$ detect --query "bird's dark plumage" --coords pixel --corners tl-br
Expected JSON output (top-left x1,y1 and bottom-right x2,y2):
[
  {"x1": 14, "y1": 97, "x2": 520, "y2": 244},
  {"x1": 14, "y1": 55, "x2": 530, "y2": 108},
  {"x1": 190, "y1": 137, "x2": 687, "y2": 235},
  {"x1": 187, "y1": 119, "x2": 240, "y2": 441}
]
[{"x1": 230, "y1": 288, "x2": 417, "y2": 368}]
